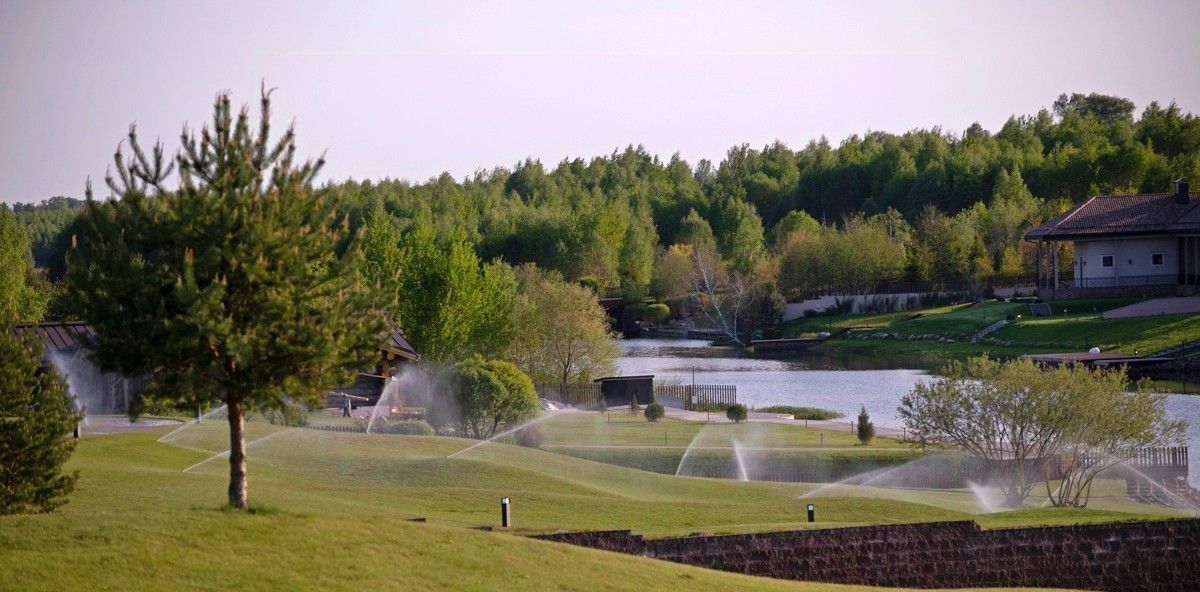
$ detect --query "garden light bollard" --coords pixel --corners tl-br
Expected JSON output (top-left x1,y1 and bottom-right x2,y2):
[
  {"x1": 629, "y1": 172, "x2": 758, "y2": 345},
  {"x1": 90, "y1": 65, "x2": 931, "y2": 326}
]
[
  {"x1": 807, "y1": 504, "x2": 815, "y2": 523},
  {"x1": 501, "y1": 497, "x2": 510, "y2": 528}
]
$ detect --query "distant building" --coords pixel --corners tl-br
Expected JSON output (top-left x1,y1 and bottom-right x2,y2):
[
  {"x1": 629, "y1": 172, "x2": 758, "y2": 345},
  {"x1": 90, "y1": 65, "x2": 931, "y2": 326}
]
[{"x1": 1025, "y1": 179, "x2": 1200, "y2": 298}]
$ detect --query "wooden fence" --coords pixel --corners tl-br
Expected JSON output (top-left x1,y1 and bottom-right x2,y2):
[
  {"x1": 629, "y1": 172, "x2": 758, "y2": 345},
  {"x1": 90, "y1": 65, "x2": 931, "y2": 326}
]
[
  {"x1": 535, "y1": 382, "x2": 737, "y2": 411},
  {"x1": 1124, "y1": 446, "x2": 1189, "y2": 468}
]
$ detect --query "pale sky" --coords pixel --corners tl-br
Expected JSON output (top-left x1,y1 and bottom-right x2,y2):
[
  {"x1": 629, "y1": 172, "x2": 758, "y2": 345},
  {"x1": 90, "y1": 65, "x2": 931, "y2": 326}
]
[{"x1": 2, "y1": 0, "x2": 1198, "y2": 203}]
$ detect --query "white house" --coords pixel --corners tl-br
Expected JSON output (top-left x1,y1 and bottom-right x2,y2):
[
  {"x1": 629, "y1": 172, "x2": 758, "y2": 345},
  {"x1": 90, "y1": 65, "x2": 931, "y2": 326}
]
[{"x1": 1025, "y1": 180, "x2": 1200, "y2": 297}]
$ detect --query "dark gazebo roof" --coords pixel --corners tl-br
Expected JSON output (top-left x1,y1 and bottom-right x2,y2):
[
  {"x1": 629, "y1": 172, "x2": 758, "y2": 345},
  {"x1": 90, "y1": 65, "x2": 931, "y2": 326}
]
[
  {"x1": 382, "y1": 328, "x2": 420, "y2": 361},
  {"x1": 11, "y1": 321, "x2": 96, "y2": 360},
  {"x1": 1026, "y1": 190, "x2": 1200, "y2": 241}
]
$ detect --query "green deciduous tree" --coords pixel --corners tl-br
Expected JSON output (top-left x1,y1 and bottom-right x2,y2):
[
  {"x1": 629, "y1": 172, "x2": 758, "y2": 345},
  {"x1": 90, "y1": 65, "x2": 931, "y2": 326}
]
[
  {"x1": 0, "y1": 321, "x2": 83, "y2": 514},
  {"x1": 66, "y1": 91, "x2": 390, "y2": 508},
  {"x1": 507, "y1": 268, "x2": 618, "y2": 384},
  {"x1": 375, "y1": 217, "x2": 517, "y2": 363},
  {"x1": 0, "y1": 206, "x2": 50, "y2": 322},
  {"x1": 899, "y1": 356, "x2": 1183, "y2": 508},
  {"x1": 447, "y1": 356, "x2": 538, "y2": 439}
]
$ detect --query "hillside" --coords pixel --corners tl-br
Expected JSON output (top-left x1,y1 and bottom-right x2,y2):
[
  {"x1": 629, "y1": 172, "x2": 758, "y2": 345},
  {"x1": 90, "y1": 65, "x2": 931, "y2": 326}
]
[
  {"x1": 0, "y1": 422, "x2": 1183, "y2": 591},
  {"x1": 783, "y1": 297, "x2": 1200, "y2": 361}
]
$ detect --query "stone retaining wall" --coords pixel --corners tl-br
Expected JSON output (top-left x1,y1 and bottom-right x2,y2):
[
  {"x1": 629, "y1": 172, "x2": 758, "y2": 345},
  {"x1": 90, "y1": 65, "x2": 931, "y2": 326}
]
[{"x1": 535, "y1": 519, "x2": 1200, "y2": 591}]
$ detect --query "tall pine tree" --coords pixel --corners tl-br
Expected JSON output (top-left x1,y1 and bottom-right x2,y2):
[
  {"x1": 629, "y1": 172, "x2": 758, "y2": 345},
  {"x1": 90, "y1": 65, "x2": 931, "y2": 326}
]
[
  {"x1": 0, "y1": 321, "x2": 82, "y2": 514},
  {"x1": 67, "y1": 90, "x2": 390, "y2": 508}
]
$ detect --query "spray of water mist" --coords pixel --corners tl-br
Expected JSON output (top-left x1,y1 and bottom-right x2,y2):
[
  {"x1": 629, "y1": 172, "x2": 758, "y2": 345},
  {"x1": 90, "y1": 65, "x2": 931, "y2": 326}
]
[
  {"x1": 675, "y1": 423, "x2": 716, "y2": 476},
  {"x1": 364, "y1": 365, "x2": 442, "y2": 434},
  {"x1": 965, "y1": 480, "x2": 1000, "y2": 513},
  {"x1": 157, "y1": 404, "x2": 228, "y2": 443},
  {"x1": 48, "y1": 351, "x2": 115, "y2": 424},
  {"x1": 1118, "y1": 463, "x2": 1199, "y2": 513},
  {"x1": 732, "y1": 439, "x2": 750, "y2": 481},
  {"x1": 180, "y1": 429, "x2": 292, "y2": 473},
  {"x1": 446, "y1": 411, "x2": 568, "y2": 459},
  {"x1": 800, "y1": 454, "x2": 963, "y2": 499}
]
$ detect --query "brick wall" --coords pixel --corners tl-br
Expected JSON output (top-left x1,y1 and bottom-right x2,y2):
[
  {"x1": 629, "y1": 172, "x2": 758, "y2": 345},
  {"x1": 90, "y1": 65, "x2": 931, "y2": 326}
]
[{"x1": 535, "y1": 519, "x2": 1200, "y2": 591}]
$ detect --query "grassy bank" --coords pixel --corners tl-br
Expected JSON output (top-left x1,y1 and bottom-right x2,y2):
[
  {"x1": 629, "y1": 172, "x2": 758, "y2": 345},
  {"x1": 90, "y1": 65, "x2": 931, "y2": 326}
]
[
  {"x1": 2, "y1": 422, "x2": 1188, "y2": 592},
  {"x1": 2, "y1": 422, "x2": 1190, "y2": 588},
  {"x1": 782, "y1": 297, "x2": 1200, "y2": 361}
]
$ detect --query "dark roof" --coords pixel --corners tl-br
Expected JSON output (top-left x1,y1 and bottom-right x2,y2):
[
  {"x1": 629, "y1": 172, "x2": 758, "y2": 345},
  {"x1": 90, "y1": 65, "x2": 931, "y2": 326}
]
[
  {"x1": 11, "y1": 321, "x2": 96, "y2": 359},
  {"x1": 594, "y1": 375, "x2": 654, "y2": 382},
  {"x1": 1025, "y1": 191, "x2": 1200, "y2": 240},
  {"x1": 381, "y1": 328, "x2": 420, "y2": 361}
]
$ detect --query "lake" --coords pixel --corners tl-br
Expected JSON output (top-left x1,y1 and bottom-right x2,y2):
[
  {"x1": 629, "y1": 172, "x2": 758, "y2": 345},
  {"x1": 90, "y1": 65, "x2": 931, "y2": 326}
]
[{"x1": 617, "y1": 338, "x2": 1200, "y2": 486}]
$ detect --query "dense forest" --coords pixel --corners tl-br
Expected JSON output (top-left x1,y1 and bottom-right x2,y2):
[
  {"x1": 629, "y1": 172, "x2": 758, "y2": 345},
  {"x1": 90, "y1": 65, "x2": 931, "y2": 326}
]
[{"x1": 11, "y1": 93, "x2": 1200, "y2": 312}]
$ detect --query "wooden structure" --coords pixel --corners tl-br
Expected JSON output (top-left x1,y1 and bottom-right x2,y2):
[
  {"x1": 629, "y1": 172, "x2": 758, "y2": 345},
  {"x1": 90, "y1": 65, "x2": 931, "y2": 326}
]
[
  {"x1": 325, "y1": 328, "x2": 420, "y2": 408},
  {"x1": 595, "y1": 375, "x2": 654, "y2": 407}
]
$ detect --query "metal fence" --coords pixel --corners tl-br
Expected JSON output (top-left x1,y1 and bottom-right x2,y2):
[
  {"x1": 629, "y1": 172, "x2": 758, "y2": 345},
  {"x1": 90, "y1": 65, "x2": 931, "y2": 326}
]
[
  {"x1": 653, "y1": 384, "x2": 737, "y2": 411},
  {"x1": 535, "y1": 383, "x2": 603, "y2": 409}
]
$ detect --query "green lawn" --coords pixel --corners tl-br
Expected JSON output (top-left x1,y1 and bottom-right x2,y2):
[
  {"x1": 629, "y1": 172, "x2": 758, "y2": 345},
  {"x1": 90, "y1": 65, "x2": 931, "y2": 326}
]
[
  {"x1": 786, "y1": 297, "x2": 1200, "y2": 360},
  {"x1": 1, "y1": 423, "x2": 1185, "y2": 591},
  {"x1": 538, "y1": 412, "x2": 904, "y2": 449}
]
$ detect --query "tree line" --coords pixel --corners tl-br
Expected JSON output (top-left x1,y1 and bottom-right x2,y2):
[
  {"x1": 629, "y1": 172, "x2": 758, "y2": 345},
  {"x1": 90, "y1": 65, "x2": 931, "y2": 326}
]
[{"x1": 14, "y1": 93, "x2": 1200, "y2": 310}]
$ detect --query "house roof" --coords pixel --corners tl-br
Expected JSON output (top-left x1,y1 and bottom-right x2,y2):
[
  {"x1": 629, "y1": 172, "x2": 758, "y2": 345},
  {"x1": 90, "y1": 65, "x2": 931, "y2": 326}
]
[{"x1": 1025, "y1": 191, "x2": 1200, "y2": 240}]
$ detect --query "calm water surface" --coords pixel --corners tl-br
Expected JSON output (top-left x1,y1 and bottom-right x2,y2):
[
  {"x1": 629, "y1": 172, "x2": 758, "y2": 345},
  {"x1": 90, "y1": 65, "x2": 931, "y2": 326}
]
[{"x1": 617, "y1": 338, "x2": 1200, "y2": 486}]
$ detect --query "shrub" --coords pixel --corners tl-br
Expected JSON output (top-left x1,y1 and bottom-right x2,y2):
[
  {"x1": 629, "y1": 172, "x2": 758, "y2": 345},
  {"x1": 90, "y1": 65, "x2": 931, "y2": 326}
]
[
  {"x1": 514, "y1": 425, "x2": 543, "y2": 448},
  {"x1": 726, "y1": 403, "x2": 748, "y2": 423},
  {"x1": 577, "y1": 276, "x2": 602, "y2": 294},
  {"x1": 856, "y1": 405, "x2": 875, "y2": 445},
  {"x1": 756, "y1": 405, "x2": 843, "y2": 420},
  {"x1": 261, "y1": 405, "x2": 309, "y2": 427},
  {"x1": 449, "y1": 356, "x2": 539, "y2": 439},
  {"x1": 643, "y1": 402, "x2": 665, "y2": 422},
  {"x1": 643, "y1": 302, "x2": 670, "y2": 323},
  {"x1": 140, "y1": 398, "x2": 179, "y2": 417},
  {"x1": 384, "y1": 419, "x2": 434, "y2": 436}
]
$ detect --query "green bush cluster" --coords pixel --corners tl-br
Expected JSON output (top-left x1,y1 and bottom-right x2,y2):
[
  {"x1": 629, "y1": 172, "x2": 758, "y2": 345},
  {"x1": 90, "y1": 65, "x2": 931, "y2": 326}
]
[
  {"x1": 755, "y1": 405, "x2": 843, "y2": 420},
  {"x1": 643, "y1": 402, "x2": 665, "y2": 422},
  {"x1": 726, "y1": 404, "x2": 748, "y2": 423}
]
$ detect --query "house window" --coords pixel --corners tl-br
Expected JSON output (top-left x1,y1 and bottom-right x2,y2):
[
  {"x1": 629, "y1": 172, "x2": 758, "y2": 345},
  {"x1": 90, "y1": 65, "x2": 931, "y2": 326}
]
[
  {"x1": 1151, "y1": 252, "x2": 1164, "y2": 266},
  {"x1": 1101, "y1": 255, "x2": 1114, "y2": 268}
]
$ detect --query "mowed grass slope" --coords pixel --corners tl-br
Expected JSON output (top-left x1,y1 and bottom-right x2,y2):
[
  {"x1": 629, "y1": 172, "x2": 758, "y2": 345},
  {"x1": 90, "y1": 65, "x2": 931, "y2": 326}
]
[
  {"x1": 1, "y1": 425, "x2": 1181, "y2": 591},
  {"x1": 784, "y1": 297, "x2": 1200, "y2": 359}
]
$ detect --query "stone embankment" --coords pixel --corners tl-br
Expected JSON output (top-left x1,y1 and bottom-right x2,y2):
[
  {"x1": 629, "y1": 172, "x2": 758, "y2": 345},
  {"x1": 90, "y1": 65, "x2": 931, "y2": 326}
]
[{"x1": 536, "y1": 519, "x2": 1200, "y2": 592}]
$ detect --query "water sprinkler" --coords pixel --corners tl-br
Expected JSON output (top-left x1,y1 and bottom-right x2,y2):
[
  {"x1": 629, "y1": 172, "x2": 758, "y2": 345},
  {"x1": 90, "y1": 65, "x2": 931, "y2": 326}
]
[
  {"x1": 807, "y1": 503, "x2": 815, "y2": 523},
  {"x1": 500, "y1": 497, "x2": 511, "y2": 528}
]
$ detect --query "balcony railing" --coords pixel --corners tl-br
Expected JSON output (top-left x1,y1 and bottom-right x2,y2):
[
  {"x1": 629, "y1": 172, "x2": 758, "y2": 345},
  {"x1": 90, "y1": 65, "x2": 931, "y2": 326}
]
[{"x1": 1056, "y1": 274, "x2": 1181, "y2": 289}]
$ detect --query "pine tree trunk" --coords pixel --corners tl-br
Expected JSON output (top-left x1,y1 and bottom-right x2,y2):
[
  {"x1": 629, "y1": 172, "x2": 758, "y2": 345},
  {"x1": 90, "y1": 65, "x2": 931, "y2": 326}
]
[{"x1": 227, "y1": 401, "x2": 247, "y2": 509}]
